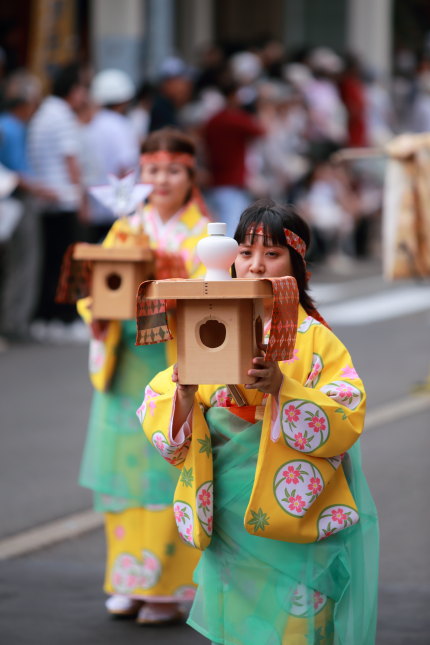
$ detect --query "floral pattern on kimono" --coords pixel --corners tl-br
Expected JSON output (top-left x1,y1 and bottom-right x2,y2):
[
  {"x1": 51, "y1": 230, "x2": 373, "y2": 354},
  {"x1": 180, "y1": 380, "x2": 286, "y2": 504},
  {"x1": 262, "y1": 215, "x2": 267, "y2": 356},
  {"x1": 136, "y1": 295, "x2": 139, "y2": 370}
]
[{"x1": 139, "y1": 304, "x2": 366, "y2": 546}]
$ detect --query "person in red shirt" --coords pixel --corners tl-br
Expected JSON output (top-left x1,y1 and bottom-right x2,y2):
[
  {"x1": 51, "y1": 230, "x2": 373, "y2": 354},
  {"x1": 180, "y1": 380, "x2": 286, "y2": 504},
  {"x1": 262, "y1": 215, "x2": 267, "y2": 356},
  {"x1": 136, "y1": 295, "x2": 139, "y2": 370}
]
[
  {"x1": 202, "y1": 82, "x2": 264, "y2": 235},
  {"x1": 338, "y1": 54, "x2": 368, "y2": 148}
]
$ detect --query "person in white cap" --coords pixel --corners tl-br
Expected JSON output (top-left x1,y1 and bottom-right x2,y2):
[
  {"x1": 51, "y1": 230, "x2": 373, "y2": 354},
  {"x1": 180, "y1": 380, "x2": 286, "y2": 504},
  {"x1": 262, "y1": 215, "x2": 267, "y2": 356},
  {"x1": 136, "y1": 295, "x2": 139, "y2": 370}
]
[{"x1": 79, "y1": 69, "x2": 140, "y2": 241}]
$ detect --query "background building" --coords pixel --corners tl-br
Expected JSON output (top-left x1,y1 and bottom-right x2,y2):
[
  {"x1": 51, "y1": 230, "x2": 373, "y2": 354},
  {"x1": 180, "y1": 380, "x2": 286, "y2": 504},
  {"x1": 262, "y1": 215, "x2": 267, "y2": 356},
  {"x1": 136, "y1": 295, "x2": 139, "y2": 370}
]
[{"x1": 2, "y1": 1, "x2": 430, "y2": 86}]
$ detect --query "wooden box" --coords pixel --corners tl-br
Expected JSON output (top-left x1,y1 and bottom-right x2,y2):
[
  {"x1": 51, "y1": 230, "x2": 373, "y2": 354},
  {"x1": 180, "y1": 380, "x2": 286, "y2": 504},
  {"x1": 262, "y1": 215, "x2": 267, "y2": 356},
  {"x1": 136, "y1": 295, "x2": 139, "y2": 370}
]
[
  {"x1": 74, "y1": 243, "x2": 154, "y2": 320},
  {"x1": 142, "y1": 279, "x2": 273, "y2": 384}
]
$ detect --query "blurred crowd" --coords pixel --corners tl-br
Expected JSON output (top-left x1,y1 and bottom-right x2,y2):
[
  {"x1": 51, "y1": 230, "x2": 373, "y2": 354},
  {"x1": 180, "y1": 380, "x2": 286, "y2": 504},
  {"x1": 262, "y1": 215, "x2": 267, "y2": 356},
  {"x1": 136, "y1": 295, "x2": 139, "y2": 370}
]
[{"x1": 1, "y1": 39, "x2": 430, "y2": 346}]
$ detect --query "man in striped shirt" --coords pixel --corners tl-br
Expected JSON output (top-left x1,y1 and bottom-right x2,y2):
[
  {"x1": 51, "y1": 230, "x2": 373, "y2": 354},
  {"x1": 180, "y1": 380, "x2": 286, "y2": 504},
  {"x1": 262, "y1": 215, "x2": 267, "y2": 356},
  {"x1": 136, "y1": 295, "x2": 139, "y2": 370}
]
[{"x1": 28, "y1": 63, "x2": 88, "y2": 327}]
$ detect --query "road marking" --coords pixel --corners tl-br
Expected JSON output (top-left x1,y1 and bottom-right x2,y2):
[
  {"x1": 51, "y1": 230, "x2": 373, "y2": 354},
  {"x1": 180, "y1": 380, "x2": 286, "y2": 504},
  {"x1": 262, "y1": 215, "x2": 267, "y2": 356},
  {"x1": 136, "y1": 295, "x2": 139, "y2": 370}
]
[
  {"x1": 1, "y1": 393, "x2": 429, "y2": 559},
  {"x1": 0, "y1": 509, "x2": 103, "y2": 560},
  {"x1": 365, "y1": 393, "x2": 430, "y2": 431},
  {"x1": 320, "y1": 285, "x2": 430, "y2": 325},
  {"x1": 310, "y1": 276, "x2": 385, "y2": 304}
]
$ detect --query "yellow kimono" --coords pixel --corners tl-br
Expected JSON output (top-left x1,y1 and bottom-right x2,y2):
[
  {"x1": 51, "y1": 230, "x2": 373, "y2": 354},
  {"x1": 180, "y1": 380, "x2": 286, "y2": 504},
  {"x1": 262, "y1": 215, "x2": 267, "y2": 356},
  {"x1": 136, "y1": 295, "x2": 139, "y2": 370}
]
[
  {"x1": 139, "y1": 305, "x2": 379, "y2": 643},
  {"x1": 78, "y1": 200, "x2": 207, "y2": 601}
]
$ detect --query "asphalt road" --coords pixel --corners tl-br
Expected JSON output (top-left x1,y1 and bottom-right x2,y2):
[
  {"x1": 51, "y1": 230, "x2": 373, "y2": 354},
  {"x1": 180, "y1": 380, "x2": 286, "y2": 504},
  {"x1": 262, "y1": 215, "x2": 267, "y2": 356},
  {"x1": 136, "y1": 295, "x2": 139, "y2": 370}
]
[{"x1": 1, "y1": 258, "x2": 430, "y2": 644}]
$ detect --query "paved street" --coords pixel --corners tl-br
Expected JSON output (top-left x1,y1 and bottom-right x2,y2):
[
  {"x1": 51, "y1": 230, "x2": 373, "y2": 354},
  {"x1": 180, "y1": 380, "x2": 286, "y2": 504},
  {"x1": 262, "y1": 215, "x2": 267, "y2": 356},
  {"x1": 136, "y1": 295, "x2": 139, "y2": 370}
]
[{"x1": 1, "y1": 257, "x2": 430, "y2": 644}]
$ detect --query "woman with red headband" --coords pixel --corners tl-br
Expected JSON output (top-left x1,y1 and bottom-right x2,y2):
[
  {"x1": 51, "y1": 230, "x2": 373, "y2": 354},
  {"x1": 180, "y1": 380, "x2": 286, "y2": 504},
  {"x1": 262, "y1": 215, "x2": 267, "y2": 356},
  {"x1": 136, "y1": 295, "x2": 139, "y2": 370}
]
[
  {"x1": 78, "y1": 128, "x2": 209, "y2": 624},
  {"x1": 139, "y1": 199, "x2": 379, "y2": 644}
]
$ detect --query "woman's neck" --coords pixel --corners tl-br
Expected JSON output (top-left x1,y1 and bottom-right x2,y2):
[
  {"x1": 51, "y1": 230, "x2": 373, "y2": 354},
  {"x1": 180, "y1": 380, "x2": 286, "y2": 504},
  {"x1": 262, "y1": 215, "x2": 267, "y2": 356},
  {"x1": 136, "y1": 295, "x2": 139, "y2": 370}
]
[{"x1": 154, "y1": 204, "x2": 182, "y2": 222}]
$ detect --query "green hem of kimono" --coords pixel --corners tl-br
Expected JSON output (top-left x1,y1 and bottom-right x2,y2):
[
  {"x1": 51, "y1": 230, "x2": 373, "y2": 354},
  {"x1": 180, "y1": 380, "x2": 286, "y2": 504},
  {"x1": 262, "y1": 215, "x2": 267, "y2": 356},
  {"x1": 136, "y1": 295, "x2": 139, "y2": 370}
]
[
  {"x1": 187, "y1": 408, "x2": 379, "y2": 645},
  {"x1": 79, "y1": 321, "x2": 178, "y2": 511}
]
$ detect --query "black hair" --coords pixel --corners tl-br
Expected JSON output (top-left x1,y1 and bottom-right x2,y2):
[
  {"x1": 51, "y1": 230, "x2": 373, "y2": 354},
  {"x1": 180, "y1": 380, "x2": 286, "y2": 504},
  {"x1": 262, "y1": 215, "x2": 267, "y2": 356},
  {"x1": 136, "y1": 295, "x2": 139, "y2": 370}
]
[
  {"x1": 52, "y1": 63, "x2": 82, "y2": 99},
  {"x1": 233, "y1": 198, "x2": 316, "y2": 314}
]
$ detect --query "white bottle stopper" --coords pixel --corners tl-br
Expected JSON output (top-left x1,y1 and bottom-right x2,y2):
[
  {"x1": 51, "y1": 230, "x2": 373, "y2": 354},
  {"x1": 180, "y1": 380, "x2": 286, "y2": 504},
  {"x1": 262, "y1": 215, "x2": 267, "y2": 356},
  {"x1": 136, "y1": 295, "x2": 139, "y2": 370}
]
[{"x1": 196, "y1": 222, "x2": 239, "y2": 280}]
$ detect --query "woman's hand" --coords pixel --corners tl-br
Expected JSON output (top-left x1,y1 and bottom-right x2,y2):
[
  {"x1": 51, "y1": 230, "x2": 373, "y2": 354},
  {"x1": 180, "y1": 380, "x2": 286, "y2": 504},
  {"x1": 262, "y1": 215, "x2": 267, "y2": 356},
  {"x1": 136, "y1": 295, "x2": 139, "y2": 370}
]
[
  {"x1": 245, "y1": 355, "x2": 283, "y2": 396},
  {"x1": 172, "y1": 364, "x2": 198, "y2": 398},
  {"x1": 172, "y1": 364, "x2": 197, "y2": 435}
]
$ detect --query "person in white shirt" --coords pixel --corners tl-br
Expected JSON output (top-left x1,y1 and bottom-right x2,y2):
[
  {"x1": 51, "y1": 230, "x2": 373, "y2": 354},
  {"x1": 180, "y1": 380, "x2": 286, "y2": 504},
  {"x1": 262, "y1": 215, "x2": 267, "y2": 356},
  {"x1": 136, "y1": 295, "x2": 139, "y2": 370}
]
[
  {"x1": 27, "y1": 63, "x2": 88, "y2": 326},
  {"x1": 79, "y1": 69, "x2": 140, "y2": 242}
]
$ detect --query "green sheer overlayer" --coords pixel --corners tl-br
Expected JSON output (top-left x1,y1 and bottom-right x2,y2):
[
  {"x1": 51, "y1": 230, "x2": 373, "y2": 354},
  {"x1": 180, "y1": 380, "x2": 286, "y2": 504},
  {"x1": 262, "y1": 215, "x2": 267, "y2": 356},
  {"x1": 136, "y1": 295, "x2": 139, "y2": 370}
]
[
  {"x1": 79, "y1": 321, "x2": 178, "y2": 512},
  {"x1": 188, "y1": 408, "x2": 379, "y2": 645}
]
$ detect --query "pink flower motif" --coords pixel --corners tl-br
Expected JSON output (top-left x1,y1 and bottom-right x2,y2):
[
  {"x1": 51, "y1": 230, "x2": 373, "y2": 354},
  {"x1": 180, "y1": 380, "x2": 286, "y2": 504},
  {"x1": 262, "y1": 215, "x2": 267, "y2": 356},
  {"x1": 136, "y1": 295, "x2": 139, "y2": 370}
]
[
  {"x1": 185, "y1": 525, "x2": 193, "y2": 541},
  {"x1": 145, "y1": 558, "x2": 157, "y2": 571},
  {"x1": 154, "y1": 435, "x2": 165, "y2": 452},
  {"x1": 145, "y1": 385, "x2": 160, "y2": 399},
  {"x1": 331, "y1": 508, "x2": 347, "y2": 524},
  {"x1": 148, "y1": 400, "x2": 157, "y2": 416},
  {"x1": 283, "y1": 348, "x2": 299, "y2": 364},
  {"x1": 207, "y1": 516, "x2": 213, "y2": 533},
  {"x1": 120, "y1": 556, "x2": 133, "y2": 569},
  {"x1": 340, "y1": 365, "x2": 359, "y2": 379},
  {"x1": 215, "y1": 388, "x2": 232, "y2": 407},
  {"x1": 114, "y1": 525, "x2": 125, "y2": 539},
  {"x1": 288, "y1": 494, "x2": 306, "y2": 512},
  {"x1": 136, "y1": 402, "x2": 146, "y2": 422},
  {"x1": 113, "y1": 572, "x2": 122, "y2": 586},
  {"x1": 198, "y1": 489, "x2": 211, "y2": 507},
  {"x1": 337, "y1": 385, "x2": 354, "y2": 398},
  {"x1": 127, "y1": 575, "x2": 137, "y2": 587},
  {"x1": 313, "y1": 591, "x2": 324, "y2": 610},
  {"x1": 282, "y1": 465, "x2": 301, "y2": 484},
  {"x1": 174, "y1": 506, "x2": 184, "y2": 522},
  {"x1": 308, "y1": 415, "x2": 326, "y2": 433},
  {"x1": 284, "y1": 404, "x2": 301, "y2": 423},
  {"x1": 307, "y1": 361, "x2": 321, "y2": 382},
  {"x1": 181, "y1": 588, "x2": 196, "y2": 601},
  {"x1": 294, "y1": 432, "x2": 307, "y2": 450},
  {"x1": 307, "y1": 477, "x2": 322, "y2": 494}
]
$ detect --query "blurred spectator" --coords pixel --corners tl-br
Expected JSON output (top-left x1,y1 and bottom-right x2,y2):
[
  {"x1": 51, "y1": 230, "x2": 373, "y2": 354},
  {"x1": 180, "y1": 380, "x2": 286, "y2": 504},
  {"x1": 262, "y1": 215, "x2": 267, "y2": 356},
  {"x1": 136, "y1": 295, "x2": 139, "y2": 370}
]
[
  {"x1": 259, "y1": 39, "x2": 286, "y2": 79},
  {"x1": 338, "y1": 53, "x2": 368, "y2": 147},
  {"x1": 297, "y1": 144, "x2": 360, "y2": 269},
  {"x1": 363, "y1": 68, "x2": 394, "y2": 146},
  {"x1": 128, "y1": 81, "x2": 155, "y2": 146},
  {"x1": 410, "y1": 69, "x2": 430, "y2": 132},
  {"x1": 0, "y1": 70, "x2": 56, "y2": 340},
  {"x1": 194, "y1": 43, "x2": 227, "y2": 92},
  {"x1": 27, "y1": 62, "x2": 88, "y2": 337},
  {"x1": 247, "y1": 80, "x2": 309, "y2": 201},
  {"x1": 79, "y1": 68, "x2": 140, "y2": 242},
  {"x1": 391, "y1": 47, "x2": 417, "y2": 131},
  {"x1": 149, "y1": 57, "x2": 194, "y2": 131},
  {"x1": 229, "y1": 51, "x2": 262, "y2": 111},
  {"x1": 304, "y1": 47, "x2": 347, "y2": 144},
  {"x1": 202, "y1": 81, "x2": 264, "y2": 235}
]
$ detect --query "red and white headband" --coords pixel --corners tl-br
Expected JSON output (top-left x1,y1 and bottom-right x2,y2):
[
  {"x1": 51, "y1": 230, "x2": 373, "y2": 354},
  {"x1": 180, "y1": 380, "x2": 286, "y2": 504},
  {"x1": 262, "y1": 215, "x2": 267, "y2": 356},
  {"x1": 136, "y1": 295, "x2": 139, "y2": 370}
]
[
  {"x1": 247, "y1": 223, "x2": 306, "y2": 260},
  {"x1": 140, "y1": 151, "x2": 195, "y2": 168}
]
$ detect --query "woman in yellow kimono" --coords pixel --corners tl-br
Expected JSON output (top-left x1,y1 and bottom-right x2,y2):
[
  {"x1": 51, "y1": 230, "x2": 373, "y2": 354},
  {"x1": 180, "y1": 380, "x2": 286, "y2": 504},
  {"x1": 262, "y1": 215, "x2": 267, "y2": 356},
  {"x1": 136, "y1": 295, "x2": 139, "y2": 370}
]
[
  {"x1": 139, "y1": 199, "x2": 379, "y2": 643},
  {"x1": 79, "y1": 128, "x2": 207, "y2": 623}
]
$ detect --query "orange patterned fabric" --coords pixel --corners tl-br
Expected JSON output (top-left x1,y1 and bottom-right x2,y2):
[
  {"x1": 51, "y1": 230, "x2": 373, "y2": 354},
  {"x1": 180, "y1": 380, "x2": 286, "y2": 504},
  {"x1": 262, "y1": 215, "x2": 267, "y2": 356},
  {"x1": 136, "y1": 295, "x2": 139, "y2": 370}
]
[
  {"x1": 136, "y1": 277, "x2": 299, "y2": 363},
  {"x1": 55, "y1": 244, "x2": 92, "y2": 304},
  {"x1": 262, "y1": 277, "x2": 299, "y2": 361},
  {"x1": 153, "y1": 250, "x2": 188, "y2": 280},
  {"x1": 136, "y1": 257, "x2": 188, "y2": 346},
  {"x1": 136, "y1": 297, "x2": 173, "y2": 345}
]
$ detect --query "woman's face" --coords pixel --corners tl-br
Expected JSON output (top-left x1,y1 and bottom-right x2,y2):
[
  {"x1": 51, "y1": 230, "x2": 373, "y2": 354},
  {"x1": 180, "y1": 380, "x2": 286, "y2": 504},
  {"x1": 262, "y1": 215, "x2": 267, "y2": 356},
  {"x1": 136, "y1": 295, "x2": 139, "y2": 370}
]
[
  {"x1": 141, "y1": 160, "x2": 193, "y2": 214},
  {"x1": 234, "y1": 234, "x2": 293, "y2": 278}
]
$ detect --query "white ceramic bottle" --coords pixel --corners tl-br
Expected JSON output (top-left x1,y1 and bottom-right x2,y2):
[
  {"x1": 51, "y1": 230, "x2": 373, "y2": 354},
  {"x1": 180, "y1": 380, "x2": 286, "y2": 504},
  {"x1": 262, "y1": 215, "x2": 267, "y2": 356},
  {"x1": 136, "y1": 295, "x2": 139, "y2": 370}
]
[{"x1": 196, "y1": 222, "x2": 239, "y2": 280}]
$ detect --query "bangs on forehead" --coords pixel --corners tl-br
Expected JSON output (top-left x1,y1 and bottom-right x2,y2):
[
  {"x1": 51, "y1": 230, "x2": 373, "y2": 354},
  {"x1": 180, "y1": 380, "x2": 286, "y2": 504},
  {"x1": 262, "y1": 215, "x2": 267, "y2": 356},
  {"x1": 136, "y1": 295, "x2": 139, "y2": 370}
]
[{"x1": 236, "y1": 210, "x2": 288, "y2": 247}]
